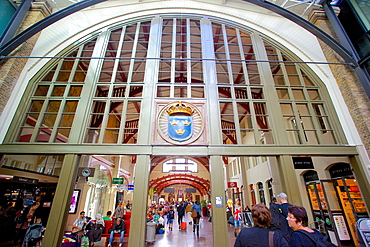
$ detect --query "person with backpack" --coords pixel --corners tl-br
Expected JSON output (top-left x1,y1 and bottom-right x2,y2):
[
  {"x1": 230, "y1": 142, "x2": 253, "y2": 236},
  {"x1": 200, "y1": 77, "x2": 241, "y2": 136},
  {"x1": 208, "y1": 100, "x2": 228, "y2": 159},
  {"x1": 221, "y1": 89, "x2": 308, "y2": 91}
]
[
  {"x1": 269, "y1": 198, "x2": 291, "y2": 241},
  {"x1": 167, "y1": 206, "x2": 175, "y2": 231},
  {"x1": 234, "y1": 204, "x2": 288, "y2": 247},
  {"x1": 287, "y1": 206, "x2": 336, "y2": 247},
  {"x1": 23, "y1": 217, "x2": 45, "y2": 247}
]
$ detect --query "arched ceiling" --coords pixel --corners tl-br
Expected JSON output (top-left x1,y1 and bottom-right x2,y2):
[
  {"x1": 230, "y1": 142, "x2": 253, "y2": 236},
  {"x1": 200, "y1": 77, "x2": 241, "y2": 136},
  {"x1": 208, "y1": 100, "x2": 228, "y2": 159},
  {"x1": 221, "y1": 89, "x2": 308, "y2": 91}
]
[
  {"x1": 149, "y1": 174, "x2": 210, "y2": 195},
  {"x1": 0, "y1": 0, "x2": 355, "y2": 66}
]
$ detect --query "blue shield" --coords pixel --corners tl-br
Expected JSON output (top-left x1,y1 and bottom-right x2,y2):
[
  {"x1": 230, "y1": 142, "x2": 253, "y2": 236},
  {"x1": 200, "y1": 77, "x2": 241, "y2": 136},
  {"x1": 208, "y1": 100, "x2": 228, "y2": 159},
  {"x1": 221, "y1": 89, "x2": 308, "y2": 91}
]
[{"x1": 168, "y1": 116, "x2": 193, "y2": 142}]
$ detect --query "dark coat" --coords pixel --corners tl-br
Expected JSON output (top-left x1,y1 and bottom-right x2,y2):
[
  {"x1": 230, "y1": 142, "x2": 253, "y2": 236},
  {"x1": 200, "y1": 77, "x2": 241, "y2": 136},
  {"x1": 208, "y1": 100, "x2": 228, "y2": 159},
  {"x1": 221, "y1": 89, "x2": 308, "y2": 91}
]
[{"x1": 177, "y1": 205, "x2": 185, "y2": 217}]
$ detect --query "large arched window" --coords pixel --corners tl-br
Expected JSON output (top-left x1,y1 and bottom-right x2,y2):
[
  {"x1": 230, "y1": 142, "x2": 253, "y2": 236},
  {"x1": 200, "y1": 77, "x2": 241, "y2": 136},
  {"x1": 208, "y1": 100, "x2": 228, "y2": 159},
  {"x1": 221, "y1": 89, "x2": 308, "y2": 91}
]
[{"x1": 7, "y1": 15, "x2": 342, "y2": 148}]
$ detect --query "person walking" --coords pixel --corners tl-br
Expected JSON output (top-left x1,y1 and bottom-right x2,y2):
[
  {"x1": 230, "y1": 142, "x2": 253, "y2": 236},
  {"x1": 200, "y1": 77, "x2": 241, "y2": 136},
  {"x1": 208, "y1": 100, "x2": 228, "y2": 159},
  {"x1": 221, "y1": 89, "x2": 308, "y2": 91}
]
[
  {"x1": 14, "y1": 202, "x2": 40, "y2": 247},
  {"x1": 233, "y1": 199, "x2": 243, "y2": 237},
  {"x1": 234, "y1": 204, "x2": 288, "y2": 247},
  {"x1": 167, "y1": 206, "x2": 175, "y2": 231},
  {"x1": 177, "y1": 202, "x2": 185, "y2": 229},
  {"x1": 191, "y1": 201, "x2": 202, "y2": 236},
  {"x1": 277, "y1": 192, "x2": 293, "y2": 239},
  {"x1": 186, "y1": 202, "x2": 193, "y2": 225},
  {"x1": 287, "y1": 206, "x2": 336, "y2": 247}
]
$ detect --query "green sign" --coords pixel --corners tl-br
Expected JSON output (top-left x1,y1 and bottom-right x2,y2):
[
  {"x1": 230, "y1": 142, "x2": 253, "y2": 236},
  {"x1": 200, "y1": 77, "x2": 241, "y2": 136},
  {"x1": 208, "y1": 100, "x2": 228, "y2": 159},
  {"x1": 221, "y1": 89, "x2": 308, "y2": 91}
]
[{"x1": 112, "y1": 178, "x2": 124, "y2": 184}]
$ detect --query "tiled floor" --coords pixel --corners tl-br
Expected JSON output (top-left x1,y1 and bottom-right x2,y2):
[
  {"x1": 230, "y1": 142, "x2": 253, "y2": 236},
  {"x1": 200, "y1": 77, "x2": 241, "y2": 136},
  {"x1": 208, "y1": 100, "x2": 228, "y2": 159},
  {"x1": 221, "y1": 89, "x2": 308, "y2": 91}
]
[{"x1": 93, "y1": 215, "x2": 237, "y2": 247}]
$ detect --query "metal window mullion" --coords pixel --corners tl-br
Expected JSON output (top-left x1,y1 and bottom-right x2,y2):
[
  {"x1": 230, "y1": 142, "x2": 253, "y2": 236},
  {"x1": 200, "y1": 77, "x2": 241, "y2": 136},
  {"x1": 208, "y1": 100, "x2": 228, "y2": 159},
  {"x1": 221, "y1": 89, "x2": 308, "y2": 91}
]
[
  {"x1": 29, "y1": 98, "x2": 51, "y2": 142},
  {"x1": 306, "y1": 102, "x2": 324, "y2": 144},
  {"x1": 69, "y1": 29, "x2": 111, "y2": 143},
  {"x1": 53, "y1": 59, "x2": 64, "y2": 82},
  {"x1": 117, "y1": 98, "x2": 128, "y2": 144},
  {"x1": 68, "y1": 45, "x2": 84, "y2": 82},
  {"x1": 111, "y1": 26, "x2": 127, "y2": 84},
  {"x1": 127, "y1": 23, "x2": 141, "y2": 83},
  {"x1": 291, "y1": 102, "x2": 306, "y2": 144},
  {"x1": 170, "y1": 18, "x2": 176, "y2": 93},
  {"x1": 49, "y1": 99, "x2": 67, "y2": 143},
  {"x1": 277, "y1": 50, "x2": 290, "y2": 86},
  {"x1": 232, "y1": 100, "x2": 243, "y2": 144},
  {"x1": 97, "y1": 99, "x2": 111, "y2": 143},
  {"x1": 249, "y1": 101, "x2": 263, "y2": 144},
  {"x1": 222, "y1": 24, "x2": 234, "y2": 85},
  {"x1": 187, "y1": 18, "x2": 191, "y2": 97},
  {"x1": 236, "y1": 28, "x2": 250, "y2": 85}
]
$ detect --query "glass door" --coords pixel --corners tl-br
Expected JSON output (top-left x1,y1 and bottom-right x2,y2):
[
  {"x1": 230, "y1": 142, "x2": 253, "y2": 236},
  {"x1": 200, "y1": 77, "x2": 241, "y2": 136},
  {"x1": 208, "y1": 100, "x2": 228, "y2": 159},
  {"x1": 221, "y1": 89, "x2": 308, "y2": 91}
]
[
  {"x1": 334, "y1": 178, "x2": 368, "y2": 247},
  {"x1": 321, "y1": 180, "x2": 352, "y2": 246}
]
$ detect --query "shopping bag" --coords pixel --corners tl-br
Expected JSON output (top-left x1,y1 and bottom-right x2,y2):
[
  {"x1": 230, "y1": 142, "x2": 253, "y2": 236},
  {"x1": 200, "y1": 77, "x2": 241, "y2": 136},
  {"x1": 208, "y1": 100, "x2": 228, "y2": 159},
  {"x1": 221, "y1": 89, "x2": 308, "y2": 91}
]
[{"x1": 199, "y1": 218, "x2": 204, "y2": 228}]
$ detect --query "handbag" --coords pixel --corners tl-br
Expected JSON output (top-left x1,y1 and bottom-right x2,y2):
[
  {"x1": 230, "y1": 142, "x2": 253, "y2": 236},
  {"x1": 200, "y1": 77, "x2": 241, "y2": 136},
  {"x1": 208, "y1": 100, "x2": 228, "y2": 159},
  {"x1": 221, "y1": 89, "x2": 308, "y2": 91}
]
[{"x1": 191, "y1": 209, "x2": 198, "y2": 218}]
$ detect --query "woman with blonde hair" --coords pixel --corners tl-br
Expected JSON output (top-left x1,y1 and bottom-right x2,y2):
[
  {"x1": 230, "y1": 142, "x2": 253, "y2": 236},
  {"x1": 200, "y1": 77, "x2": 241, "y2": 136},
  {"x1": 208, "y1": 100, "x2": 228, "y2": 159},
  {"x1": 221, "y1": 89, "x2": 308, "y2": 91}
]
[{"x1": 234, "y1": 204, "x2": 288, "y2": 247}]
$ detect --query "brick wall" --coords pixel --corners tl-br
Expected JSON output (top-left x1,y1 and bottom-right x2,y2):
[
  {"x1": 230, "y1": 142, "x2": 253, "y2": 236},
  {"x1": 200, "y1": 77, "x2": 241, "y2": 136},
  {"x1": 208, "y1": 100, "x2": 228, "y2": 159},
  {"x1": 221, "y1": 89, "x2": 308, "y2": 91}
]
[
  {"x1": 0, "y1": 1, "x2": 51, "y2": 115},
  {"x1": 309, "y1": 10, "x2": 370, "y2": 157}
]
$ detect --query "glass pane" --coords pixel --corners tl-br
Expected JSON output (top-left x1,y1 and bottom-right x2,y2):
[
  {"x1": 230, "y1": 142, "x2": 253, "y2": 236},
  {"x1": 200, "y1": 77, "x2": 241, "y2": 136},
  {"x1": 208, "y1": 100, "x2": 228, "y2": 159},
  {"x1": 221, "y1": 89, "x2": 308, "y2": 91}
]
[
  {"x1": 29, "y1": 100, "x2": 44, "y2": 113},
  {"x1": 59, "y1": 114, "x2": 75, "y2": 127},
  {"x1": 46, "y1": 101, "x2": 61, "y2": 112},
  {"x1": 68, "y1": 86, "x2": 83, "y2": 97},
  {"x1": 304, "y1": 130, "x2": 318, "y2": 144},
  {"x1": 273, "y1": 74, "x2": 285, "y2": 85},
  {"x1": 288, "y1": 75, "x2": 300, "y2": 86},
  {"x1": 73, "y1": 72, "x2": 87, "y2": 82},
  {"x1": 251, "y1": 88, "x2": 263, "y2": 99},
  {"x1": 235, "y1": 88, "x2": 248, "y2": 99},
  {"x1": 17, "y1": 127, "x2": 34, "y2": 142},
  {"x1": 122, "y1": 128, "x2": 137, "y2": 144},
  {"x1": 85, "y1": 129, "x2": 100, "y2": 143},
  {"x1": 322, "y1": 130, "x2": 336, "y2": 144},
  {"x1": 37, "y1": 128, "x2": 52, "y2": 142},
  {"x1": 307, "y1": 184, "x2": 320, "y2": 210},
  {"x1": 258, "y1": 130, "x2": 274, "y2": 144},
  {"x1": 237, "y1": 102, "x2": 250, "y2": 115},
  {"x1": 308, "y1": 89, "x2": 320, "y2": 100},
  {"x1": 112, "y1": 86, "x2": 126, "y2": 97},
  {"x1": 157, "y1": 86, "x2": 170, "y2": 97},
  {"x1": 322, "y1": 181, "x2": 341, "y2": 210},
  {"x1": 42, "y1": 114, "x2": 57, "y2": 126},
  {"x1": 239, "y1": 115, "x2": 252, "y2": 129},
  {"x1": 56, "y1": 129, "x2": 70, "y2": 141},
  {"x1": 287, "y1": 130, "x2": 301, "y2": 144},
  {"x1": 292, "y1": 89, "x2": 305, "y2": 100},
  {"x1": 64, "y1": 101, "x2": 78, "y2": 113},
  {"x1": 104, "y1": 129, "x2": 119, "y2": 143},
  {"x1": 280, "y1": 103, "x2": 293, "y2": 115},
  {"x1": 95, "y1": 85, "x2": 110, "y2": 97},
  {"x1": 174, "y1": 86, "x2": 187, "y2": 98},
  {"x1": 240, "y1": 130, "x2": 255, "y2": 144},
  {"x1": 219, "y1": 87, "x2": 232, "y2": 98},
  {"x1": 191, "y1": 86, "x2": 204, "y2": 98},
  {"x1": 276, "y1": 89, "x2": 290, "y2": 99},
  {"x1": 128, "y1": 86, "x2": 143, "y2": 97},
  {"x1": 34, "y1": 85, "x2": 50, "y2": 96}
]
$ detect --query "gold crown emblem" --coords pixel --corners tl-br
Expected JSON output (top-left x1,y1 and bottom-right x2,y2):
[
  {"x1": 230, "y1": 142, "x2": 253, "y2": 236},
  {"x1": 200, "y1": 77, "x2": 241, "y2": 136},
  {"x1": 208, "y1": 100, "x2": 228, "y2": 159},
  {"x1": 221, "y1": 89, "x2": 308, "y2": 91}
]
[{"x1": 167, "y1": 101, "x2": 193, "y2": 116}]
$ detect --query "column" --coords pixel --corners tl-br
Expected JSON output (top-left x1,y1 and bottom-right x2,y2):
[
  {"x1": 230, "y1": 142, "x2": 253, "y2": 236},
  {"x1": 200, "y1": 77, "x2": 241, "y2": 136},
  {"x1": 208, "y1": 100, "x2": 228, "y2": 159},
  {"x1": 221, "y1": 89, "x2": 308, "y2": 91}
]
[
  {"x1": 210, "y1": 156, "x2": 229, "y2": 247},
  {"x1": 42, "y1": 154, "x2": 80, "y2": 246}
]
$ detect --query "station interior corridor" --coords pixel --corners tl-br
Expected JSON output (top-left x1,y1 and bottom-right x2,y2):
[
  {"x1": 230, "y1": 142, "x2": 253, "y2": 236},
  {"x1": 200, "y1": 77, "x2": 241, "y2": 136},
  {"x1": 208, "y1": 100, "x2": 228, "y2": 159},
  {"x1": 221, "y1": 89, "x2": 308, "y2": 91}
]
[{"x1": 91, "y1": 215, "x2": 236, "y2": 247}]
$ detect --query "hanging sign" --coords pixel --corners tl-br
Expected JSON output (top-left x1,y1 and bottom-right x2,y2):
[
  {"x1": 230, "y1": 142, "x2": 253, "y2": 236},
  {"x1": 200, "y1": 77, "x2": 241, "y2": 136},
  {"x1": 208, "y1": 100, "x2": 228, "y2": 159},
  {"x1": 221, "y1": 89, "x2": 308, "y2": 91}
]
[
  {"x1": 78, "y1": 167, "x2": 95, "y2": 177},
  {"x1": 293, "y1": 157, "x2": 314, "y2": 169},
  {"x1": 228, "y1": 182, "x2": 238, "y2": 188},
  {"x1": 112, "y1": 178, "x2": 124, "y2": 184}
]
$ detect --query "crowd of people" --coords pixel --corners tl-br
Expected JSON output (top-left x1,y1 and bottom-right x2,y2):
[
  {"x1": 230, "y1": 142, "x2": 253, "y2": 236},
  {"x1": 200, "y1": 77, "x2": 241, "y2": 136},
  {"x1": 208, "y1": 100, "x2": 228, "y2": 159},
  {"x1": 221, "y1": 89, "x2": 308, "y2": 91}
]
[
  {"x1": 234, "y1": 192, "x2": 337, "y2": 247},
  {"x1": 146, "y1": 200, "x2": 208, "y2": 236},
  {"x1": 1, "y1": 193, "x2": 344, "y2": 247}
]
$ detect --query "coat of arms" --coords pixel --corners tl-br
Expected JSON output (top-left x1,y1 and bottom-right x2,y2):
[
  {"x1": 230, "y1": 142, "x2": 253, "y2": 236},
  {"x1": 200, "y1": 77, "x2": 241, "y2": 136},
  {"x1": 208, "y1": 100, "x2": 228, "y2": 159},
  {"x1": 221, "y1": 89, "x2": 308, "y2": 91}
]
[
  {"x1": 167, "y1": 102, "x2": 194, "y2": 142},
  {"x1": 157, "y1": 101, "x2": 204, "y2": 145}
]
